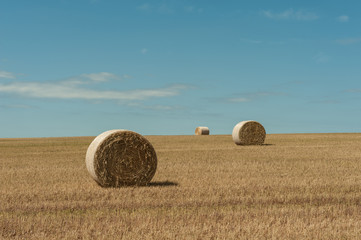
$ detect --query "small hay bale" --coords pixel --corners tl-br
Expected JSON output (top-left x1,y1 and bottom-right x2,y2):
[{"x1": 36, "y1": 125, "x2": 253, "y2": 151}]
[
  {"x1": 195, "y1": 126, "x2": 210, "y2": 135},
  {"x1": 232, "y1": 120, "x2": 266, "y2": 145},
  {"x1": 85, "y1": 129, "x2": 157, "y2": 187}
]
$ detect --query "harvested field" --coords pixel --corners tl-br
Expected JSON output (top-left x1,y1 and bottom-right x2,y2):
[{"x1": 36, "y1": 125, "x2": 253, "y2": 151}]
[{"x1": 1, "y1": 133, "x2": 361, "y2": 239}]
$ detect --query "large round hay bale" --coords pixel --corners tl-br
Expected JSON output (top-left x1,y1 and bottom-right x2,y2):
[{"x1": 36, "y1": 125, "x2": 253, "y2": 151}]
[
  {"x1": 195, "y1": 126, "x2": 210, "y2": 135},
  {"x1": 85, "y1": 129, "x2": 157, "y2": 187},
  {"x1": 232, "y1": 121, "x2": 266, "y2": 145}
]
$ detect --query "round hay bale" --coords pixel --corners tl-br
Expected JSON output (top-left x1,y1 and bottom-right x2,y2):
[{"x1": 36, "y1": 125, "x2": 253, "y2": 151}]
[
  {"x1": 232, "y1": 121, "x2": 266, "y2": 145},
  {"x1": 195, "y1": 126, "x2": 210, "y2": 135},
  {"x1": 85, "y1": 129, "x2": 157, "y2": 187}
]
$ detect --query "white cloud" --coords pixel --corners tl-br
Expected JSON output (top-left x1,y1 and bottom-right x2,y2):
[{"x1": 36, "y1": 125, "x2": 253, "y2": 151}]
[
  {"x1": 61, "y1": 72, "x2": 122, "y2": 86},
  {"x1": 261, "y1": 8, "x2": 319, "y2": 21},
  {"x1": 81, "y1": 72, "x2": 120, "y2": 82},
  {"x1": 0, "y1": 104, "x2": 32, "y2": 109},
  {"x1": 0, "y1": 70, "x2": 16, "y2": 79},
  {"x1": 0, "y1": 72, "x2": 189, "y2": 101},
  {"x1": 0, "y1": 81, "x2": 187, "y2": 101},
  {"x1": 337, "y1": 15, "x2": 349, "y2": 22},
  {"x1": 336, "y1": 37, "x2": 361, "y2": 45}
]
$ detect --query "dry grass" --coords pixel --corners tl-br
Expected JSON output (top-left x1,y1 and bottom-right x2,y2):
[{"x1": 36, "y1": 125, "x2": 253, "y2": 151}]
[{"x1": 1, "y1": 133, "x2": 361, "y2": 239}]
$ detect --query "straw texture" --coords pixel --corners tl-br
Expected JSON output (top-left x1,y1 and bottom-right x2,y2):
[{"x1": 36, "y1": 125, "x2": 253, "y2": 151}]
[
  {"x1": 232, "y1": 121, "x2": 266, "y2": 145},
  {"x1": 85, "y1": 129, "x2": 157, "y2": 187},
  {"x1": 195, "y1": 126, "x2": 210, "y2": 135}
]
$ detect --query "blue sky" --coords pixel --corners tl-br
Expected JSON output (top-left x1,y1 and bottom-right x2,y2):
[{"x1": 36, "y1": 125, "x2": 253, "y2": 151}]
[{"x1": 1, "y1": 0, "x2": 361, "y2": 137}]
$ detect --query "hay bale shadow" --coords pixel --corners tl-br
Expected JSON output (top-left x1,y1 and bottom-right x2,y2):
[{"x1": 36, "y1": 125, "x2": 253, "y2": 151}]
[{"x1": 148, "y1": 180, "x2": 178, "y2": 187}]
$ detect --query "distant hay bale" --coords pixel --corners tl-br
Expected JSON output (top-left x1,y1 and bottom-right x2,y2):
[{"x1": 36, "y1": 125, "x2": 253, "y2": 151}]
[
  {"x1": 85, "y1": 130, "x2": 157, "y2": 187},
  {"x1": 195, "y1": 126, "x2": 210, "y2": 135},
  {"x1": 232, "y1": 121, "x2": 266, "y2": 145}
]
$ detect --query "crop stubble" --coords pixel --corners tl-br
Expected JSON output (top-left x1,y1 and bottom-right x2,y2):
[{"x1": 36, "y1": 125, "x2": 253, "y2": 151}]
[{"x1": 1, "y1": 133, "x2": 361, "y2": 239}]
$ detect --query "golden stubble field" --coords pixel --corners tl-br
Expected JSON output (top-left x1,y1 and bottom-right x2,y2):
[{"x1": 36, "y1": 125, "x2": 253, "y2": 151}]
[{"x1": 1, "y1": 133, "x2": 361, "y2": 239}]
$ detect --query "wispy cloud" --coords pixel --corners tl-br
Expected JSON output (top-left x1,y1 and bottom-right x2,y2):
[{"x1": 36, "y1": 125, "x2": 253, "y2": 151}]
[
  {"x1": 0, "y1": 82, "x2": 187, "y2": 100},
  {"x1": 261, "y1": 8, "x2": 319, "y2": 21},
  {"x1": 0, "y1": 73, "x2": 189, "y2": 102},
  {"x1": 0, "y1": 104, "x2": 33, "y2": 109},
  {"x1": 60, "y1": 72, "x2": 124, "y2": 86},
  {"x1": 0, "y1": 70, "x2": 16, "y2": 79},
  {"x1": 81, "y1": 72, "x2": 120, "y2": 82},
  {"x1": 337, "y1": 15, "x2": 349, "y2": 22},
  {"x1": 228, "y1": 97, "x2": 251, "y2": 103},
  {"x1": 336, "y1": 37, "x2": 361, "y2": 45}
]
